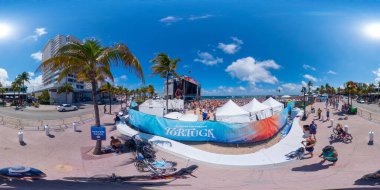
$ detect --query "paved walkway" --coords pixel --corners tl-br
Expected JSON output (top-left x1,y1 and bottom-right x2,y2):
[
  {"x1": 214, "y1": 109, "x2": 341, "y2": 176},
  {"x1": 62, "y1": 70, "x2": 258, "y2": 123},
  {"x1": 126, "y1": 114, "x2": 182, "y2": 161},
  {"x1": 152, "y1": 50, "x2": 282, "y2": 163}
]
[{"x1": 1, "y1": 101, "x2": 380, "y2": 189}]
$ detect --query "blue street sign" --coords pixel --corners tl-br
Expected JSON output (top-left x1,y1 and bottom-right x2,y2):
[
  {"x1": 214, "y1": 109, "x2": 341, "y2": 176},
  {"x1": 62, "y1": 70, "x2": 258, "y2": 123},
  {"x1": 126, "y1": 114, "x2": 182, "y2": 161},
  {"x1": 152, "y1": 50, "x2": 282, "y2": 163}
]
[{"x1": 91, "y1": 126, "x2": 106, "y2": 140}]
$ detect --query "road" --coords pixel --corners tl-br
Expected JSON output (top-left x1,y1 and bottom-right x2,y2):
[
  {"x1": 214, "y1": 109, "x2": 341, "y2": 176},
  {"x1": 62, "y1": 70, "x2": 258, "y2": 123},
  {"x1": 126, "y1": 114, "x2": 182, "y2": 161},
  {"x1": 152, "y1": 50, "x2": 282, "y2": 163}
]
[
  {"x1": 0, "y1": 103, "x2": 123, "y2": 120},
  {"x1": 344, "y1": 97, "x2": 380, "y2": 114}
]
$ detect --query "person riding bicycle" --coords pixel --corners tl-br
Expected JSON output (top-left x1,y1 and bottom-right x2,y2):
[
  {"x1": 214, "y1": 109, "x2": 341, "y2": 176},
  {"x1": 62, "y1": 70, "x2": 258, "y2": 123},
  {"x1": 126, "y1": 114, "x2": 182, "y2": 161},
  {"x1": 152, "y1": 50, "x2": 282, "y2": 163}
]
[{"x1": 336, "y1": 123, "x2": 346, "y2": 138}]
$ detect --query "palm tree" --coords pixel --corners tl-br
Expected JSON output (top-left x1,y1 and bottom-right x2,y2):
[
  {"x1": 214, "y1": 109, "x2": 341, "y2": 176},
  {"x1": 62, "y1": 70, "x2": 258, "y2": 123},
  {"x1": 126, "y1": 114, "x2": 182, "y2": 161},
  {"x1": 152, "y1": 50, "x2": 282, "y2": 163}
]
[
  {"x1": 307, "y1": 80, "x2": 313, "y2": 93},
  {"x1": 123, "y1": 87, "x2": 129, "y2": 107},
  {"x1": 337, "y1": 87, "x2": 342, "y2": 95},
  {"x1": 140, "y1": 86, "x2": 148, "y2": 101},
  {"x1": 100, "y1": 82, "x2": 115, "y2": 115},
  {"x1": 14, "y1": 76, "x2": 23, "y2": 107},
  {"x1": 0, "y1": 87, "x2": 5, "y2": 105},
  {"x1": 147, "y1": 84, "x2": 155, "y2": 98},
  {"x1": 38, "y1": 39, "x2": 144, "y2": 155},
  {"x1": 150, "y1": 53, "x2": 180, "y2": 113},
  {"x1": 320, "y1": 85, "x2": 325, "y2": 94},
  {"x1": 18, "y1": 72, "x2": 31, "y2": 105},
  {"x1": 345, "y1": 81, "x2": 357, "y2": 106},
  {"x1": 11, "y1": 79, "x2": 21, "y2": 106},
  {"x1": 116, "y1": 86, "x2": 124, "y2": 109},
  {"x1": 58, "y1": 83, "x2": 74, "y2": 104}
]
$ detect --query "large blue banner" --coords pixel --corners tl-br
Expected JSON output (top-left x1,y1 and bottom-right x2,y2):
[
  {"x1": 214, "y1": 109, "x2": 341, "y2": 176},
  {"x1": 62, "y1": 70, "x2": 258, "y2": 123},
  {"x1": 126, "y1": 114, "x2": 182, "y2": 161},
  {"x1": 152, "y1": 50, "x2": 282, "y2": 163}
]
[{"x1": 128, "y1": 103, "x2": 293, "y2": 143}]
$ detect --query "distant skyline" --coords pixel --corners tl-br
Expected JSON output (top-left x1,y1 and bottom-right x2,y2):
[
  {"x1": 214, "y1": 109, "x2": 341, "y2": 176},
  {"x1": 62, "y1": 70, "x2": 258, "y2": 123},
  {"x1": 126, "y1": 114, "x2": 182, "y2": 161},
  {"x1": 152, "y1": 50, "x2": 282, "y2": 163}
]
[{"x1": 1, "y1": 0, "x2": 380, "y2": 95}]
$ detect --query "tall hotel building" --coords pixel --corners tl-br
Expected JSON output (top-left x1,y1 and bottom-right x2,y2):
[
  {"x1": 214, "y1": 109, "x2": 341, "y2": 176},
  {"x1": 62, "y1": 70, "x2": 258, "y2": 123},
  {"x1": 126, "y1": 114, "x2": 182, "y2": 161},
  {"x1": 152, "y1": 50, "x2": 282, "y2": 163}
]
[{"x1": 37, "y1": 35, "x2": 94, "y2": 104}]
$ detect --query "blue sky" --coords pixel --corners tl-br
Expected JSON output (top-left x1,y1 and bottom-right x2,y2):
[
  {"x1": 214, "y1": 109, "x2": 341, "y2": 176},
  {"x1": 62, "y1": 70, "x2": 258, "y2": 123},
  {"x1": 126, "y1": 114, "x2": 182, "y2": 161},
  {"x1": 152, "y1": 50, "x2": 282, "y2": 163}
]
[{"x1": 0, "y1": 0, "x2": 380, "y2": 95}]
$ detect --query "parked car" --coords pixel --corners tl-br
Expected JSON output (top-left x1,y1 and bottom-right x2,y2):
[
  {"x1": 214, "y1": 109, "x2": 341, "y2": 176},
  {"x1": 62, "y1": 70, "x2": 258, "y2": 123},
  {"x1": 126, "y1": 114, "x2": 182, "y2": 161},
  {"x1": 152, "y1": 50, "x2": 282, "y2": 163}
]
[
  {"x1": 357, "y1": 99, "x2": 365, "y2": 104},
  {"x1": 57, "y1": 104, "x2": 78, "y2": 112},
  {"x1": 81, "y1": 97, "x2": 91, "y2": 102},
  {"x1": 97, "y1": 100, "x2": 106, "y2": 105}
]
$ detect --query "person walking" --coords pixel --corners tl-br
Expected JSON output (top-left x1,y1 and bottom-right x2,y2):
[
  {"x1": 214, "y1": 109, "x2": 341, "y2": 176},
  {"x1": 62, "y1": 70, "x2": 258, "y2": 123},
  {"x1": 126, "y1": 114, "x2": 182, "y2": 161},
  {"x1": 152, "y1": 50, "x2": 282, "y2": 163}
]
[
  {"x1": 104, "y1": 104, "x2": 107, "y2": 114},
  {"x1": 309, "y1": 121, "x2": 317, "y2": 139},
  {"x1": 335, "y1": 101, "x2": 339, "y2": 110},
  {"x1": 319, "y1": 146, "x2": 338, "y2": 166},
  {"x1": 326, "y1": 109, "x2": 330, "y2": 121},
  {"x1": 318, "y1": 108, "x2": 322, "y2": 120},
  {"x1": 302, "y1": 136, "x2": 316, "y2": 158}
]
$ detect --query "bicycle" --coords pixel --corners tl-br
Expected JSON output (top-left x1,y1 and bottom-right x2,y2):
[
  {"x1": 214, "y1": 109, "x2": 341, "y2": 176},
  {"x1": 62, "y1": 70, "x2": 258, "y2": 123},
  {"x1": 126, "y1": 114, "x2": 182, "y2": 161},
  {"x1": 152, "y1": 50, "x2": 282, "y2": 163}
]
[{"x1": 331, "y1": 129, "x2": 353, "y2": 143}]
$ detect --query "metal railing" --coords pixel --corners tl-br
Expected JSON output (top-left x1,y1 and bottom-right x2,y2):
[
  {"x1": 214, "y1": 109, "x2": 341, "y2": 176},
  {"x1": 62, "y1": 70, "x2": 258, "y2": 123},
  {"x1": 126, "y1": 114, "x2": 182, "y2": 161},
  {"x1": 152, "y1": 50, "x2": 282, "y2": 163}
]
[
  {"x1": 0, "y1": 112, "x2": 99, "y2": 131},
  {"x1": 357, "y1": 107, "x2": 380, "y2": 124}
]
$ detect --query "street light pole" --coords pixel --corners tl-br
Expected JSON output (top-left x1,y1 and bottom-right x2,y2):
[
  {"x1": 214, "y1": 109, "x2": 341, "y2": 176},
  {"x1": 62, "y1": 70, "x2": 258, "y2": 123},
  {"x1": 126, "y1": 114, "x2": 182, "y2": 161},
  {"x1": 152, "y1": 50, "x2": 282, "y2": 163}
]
[{"x1": 301, "y1": 87, "x2": 307, "y2": 120}]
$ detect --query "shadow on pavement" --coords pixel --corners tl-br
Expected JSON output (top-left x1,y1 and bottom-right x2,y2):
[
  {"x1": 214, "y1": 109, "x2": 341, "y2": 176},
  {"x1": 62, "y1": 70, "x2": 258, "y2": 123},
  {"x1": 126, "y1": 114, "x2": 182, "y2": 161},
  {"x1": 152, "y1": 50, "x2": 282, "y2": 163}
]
[
  {"x1": 19, "y1": 141, "x2": 27, "y2": 146},
  {"x1": 0, "y1": 178, "x2": 183, "y2": 190},
  {"x1": 291, "y1": 162, "x2": 333, "y2": 172},
  {"x1": 354, "y1": 178, "x2": 380, "y2": 186}
]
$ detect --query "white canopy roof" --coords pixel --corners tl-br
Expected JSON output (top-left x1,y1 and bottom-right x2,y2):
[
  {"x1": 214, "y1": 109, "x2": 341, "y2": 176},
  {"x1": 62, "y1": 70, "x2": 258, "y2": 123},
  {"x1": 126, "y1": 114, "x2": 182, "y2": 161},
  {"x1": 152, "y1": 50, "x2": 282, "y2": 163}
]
[
  {"x1": 164, "y1": 112, "x2": 183, "y2": 120},
  {"x1": 263, "y1": 97, "x2": 283, "y2": 108},
  {"x1": 281, "y1": 95, "x2": 291, "y2": 98},
  {"x1": 216, "y1": 99, "x2": 249, "y2": 116},
  {"x1": 242, "y1": 98, "x2": 271, "y2": 113},
  {"x1": 178, "y1": 114, "x2": 199, "y2": 122},
  {"x1": 139, "y1": 99, "x2": 164, "y2": 108}
]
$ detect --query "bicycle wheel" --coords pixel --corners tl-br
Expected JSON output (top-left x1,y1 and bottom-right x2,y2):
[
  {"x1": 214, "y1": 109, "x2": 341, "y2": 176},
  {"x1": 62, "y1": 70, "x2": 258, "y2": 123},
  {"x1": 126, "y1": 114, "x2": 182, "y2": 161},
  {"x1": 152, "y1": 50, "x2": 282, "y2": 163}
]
[
  {"x1": 135, "y1": 162, "x2": 146, "y2": 172},
  {"x1": 343, "y1": 134, "x2": 353, "y2": 143}
]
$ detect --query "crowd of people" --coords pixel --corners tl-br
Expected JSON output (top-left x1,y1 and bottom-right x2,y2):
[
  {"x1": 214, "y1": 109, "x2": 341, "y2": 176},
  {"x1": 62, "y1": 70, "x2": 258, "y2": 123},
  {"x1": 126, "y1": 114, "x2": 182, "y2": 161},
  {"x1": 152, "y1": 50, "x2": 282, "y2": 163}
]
[{"x1": 300, "y1": 97, "x2": 351, "y2": 166}]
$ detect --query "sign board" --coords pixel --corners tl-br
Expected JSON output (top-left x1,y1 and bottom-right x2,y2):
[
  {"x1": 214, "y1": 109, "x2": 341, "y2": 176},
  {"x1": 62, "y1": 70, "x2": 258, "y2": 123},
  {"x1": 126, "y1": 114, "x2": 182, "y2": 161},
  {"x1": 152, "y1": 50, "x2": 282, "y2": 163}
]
[{"x1": 91, "y1": 126, "x2": 106, "y2": 140}]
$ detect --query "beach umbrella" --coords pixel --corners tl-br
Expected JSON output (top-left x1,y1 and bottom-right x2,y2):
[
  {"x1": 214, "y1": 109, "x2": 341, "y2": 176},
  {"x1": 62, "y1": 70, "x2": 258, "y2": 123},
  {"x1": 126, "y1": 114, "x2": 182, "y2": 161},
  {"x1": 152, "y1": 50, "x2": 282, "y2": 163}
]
[{"x1": 0, "y1": 166, "x2": 46, "y2": 180}]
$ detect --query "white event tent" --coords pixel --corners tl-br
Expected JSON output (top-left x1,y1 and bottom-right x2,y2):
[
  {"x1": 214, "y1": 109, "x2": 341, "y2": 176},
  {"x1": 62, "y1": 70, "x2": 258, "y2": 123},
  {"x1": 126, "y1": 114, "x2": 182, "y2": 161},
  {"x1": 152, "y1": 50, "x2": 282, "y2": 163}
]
[
  {"x1": 164, "y1": 112, "x2": 199, "y2": 122},
  {"x1": 263, "y1": 97, "x2": 284, "y2": 115},
  {"x1": 164, "y1": 112, "x2": 183, "y2": 120},
  {"x1": 215, "y1": 99, "x2": 250, "y2": 123},
  {"x1": 178, "y1": 114, "x2": 199, "y2": 122},
  {"x1": 241, "y1": 98, "x2": 272, "y2": 121}
]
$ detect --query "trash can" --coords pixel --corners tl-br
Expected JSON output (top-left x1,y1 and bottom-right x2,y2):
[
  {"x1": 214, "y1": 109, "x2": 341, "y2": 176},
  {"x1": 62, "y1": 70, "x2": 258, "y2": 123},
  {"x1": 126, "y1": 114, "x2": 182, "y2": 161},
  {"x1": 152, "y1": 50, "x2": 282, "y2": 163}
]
[
  {"x1": 349, "y1": 107, "x2": 357, "y2": 115},
  {"x1": 344, "y1": 125, "x2": 349, "y2": 133},
  {"x1": 18, "y1": 130, "x2": 24, "y2": 143},
  {"x1": 369, "y1": 131, "x2": 374, "y2": 145}
]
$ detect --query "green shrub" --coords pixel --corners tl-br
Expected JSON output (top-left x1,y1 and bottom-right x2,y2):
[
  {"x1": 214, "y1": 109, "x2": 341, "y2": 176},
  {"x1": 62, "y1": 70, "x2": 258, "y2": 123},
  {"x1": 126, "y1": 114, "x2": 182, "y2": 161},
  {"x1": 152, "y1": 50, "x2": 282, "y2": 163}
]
[{"x1": 38, "y1": 90, "x2": 50, "y2": 105}]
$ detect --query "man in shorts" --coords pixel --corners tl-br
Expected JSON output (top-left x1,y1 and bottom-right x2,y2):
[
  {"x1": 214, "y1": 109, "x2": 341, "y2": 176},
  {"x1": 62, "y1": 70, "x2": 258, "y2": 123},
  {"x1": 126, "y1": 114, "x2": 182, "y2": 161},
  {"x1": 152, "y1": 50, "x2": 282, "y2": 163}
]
[
  {"x1": 302, "y1": 136, "x2": 316, "y2": 158},
  {"x1": 309, "y1": 121, "x2": 317, "y2": 139}
]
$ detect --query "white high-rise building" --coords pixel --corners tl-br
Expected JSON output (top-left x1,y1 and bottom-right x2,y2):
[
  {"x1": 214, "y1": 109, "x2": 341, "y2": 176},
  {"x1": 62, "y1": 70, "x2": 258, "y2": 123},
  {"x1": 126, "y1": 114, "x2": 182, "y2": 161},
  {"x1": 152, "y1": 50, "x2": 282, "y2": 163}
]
[
  {"x1": 42, "y1": 35, "x2": 83, "y2": 88},
  {"x1": 37, "y1": 35, "x2": 92, "y2": 104}
]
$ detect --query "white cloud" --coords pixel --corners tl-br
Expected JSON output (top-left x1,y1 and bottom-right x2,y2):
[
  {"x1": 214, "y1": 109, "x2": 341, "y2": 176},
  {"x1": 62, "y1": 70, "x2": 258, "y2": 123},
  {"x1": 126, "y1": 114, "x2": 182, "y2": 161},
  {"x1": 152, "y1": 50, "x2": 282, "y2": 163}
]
[
  {"x1": 26, "y1": 27, "x2": 48, "y2": 41},
  {"x1": 303, "y1": 74, "x2": 317, "y2": 82},
  {"x1": 301, "y1": 81, "x2": 308, "y2": 87},
  {"x1": 188, "y1": 14, "x2": 212, "y2": 21},
  {"x1": 373, "y1": 68, "x2": 380, "y2": 82},
  {"x1": 35, "y1": 28, "x2": 47, "y2": 36},
  {"x1": 30, "y1": 51, "x2": 42, "y2": 61},
  {"x1": 282, "y1": 83, "x2": 303, "y2": 91},
  {"x1": 159, "y1": 16, "x2": 183, "y2": 25},
  {"x1": 217, "y1": 37, "x2": 243, "y2": 54},
  {"x1": 0, "y1": 68, "x2": 10, "y2": 86},
  {"x1": 27, "y1": 75, "x2": 43, "y2": 92},
  {"x1": 28, "y1": 72, "x2": 35, "y2": 77},
  {"x1": 194, "y1": 51, "x2": 223, "y2": 66},
  {"x1": 302, "y1": 64, "x2": 316, "y2": 71},
  {"x1": 327, "y1": 70, "x2": 337, "y2": 75},
  {"x1": 203, "y1": 85, "x2": 247, "y2": 95},
  {"x1": 225, "y1": 57, "x2": 280, "y2": 86},
  {"x1": 120, "y1": 75, "x2": 127, "y2": 80},
  {"x1": 114, "y1": 75, "x2": 128, "y2": 84}
]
